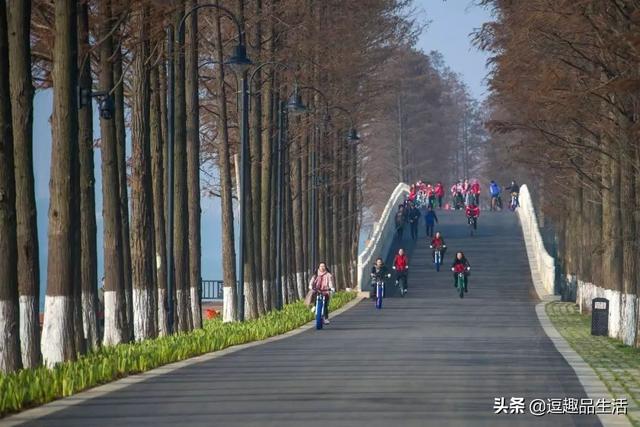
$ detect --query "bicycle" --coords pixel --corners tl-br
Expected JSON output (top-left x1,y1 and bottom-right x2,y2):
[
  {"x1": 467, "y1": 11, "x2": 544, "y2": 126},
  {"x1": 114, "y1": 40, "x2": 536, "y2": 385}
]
[
  {"x1": 395, "y1": 269, "x2": 408, "y2": 297},
  {"x1": 455, "y1": 272, "x2": 466, "y2": 298},
  {"x1": 371, "y1": 273, "x2": 390, "y2": 309},
  {"x1": 467, "y1": 215, "x2": 478, "y2": 236},
  {"x1": 314, "y1": 291, "x2": 326, "y2": 329},
  {"x1": 509, "y1": 192, "x2": 519, "y2": 211},
  {"x1": 431, "y1": 244, "x2": 446, "y2": 272}
]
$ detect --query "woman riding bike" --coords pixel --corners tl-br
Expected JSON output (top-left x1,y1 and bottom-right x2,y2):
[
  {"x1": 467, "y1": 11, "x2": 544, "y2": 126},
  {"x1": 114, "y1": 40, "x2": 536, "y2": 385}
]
[
  {"x1": 430, "y1": 231, "x2": 447, "y2": 263},
  {"x1": 308, "y1": 262, "x2": 335, "y2": 324},
  {"x1": 451, "y1": 252, "x2": 471, "y2": 292},
  {"x1": 370, "y1": 257, "x2": 390, "y2": 299},
  {"x1": 465, "y1": 203, "x2": 480, "y2": 231},
  {"x1": 393, "y1": 249, "x2": 409, "y2": 295}
]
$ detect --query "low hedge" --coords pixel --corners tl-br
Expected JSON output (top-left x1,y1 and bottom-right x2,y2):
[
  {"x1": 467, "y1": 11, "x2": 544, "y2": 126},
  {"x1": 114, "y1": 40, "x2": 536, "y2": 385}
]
[{"x1": 0, "y1": 291, "x2": 357, "y2": 417}]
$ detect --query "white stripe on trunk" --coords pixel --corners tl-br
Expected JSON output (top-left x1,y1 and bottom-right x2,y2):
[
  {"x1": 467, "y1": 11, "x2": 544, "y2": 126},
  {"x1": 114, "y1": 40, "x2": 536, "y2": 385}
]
[
  {"x1": 103, "y1": 291, "x2": 125, "y2": 346},
  {"x1": 190, "y1": 286, "x2": 201, "y2": 328},
  {"x1": 81, "y1": 291, "x2": 99, "y2": 350},
  {"x1": 133, "y1": 287, "x2": 154, "y2": 341},
  {"x1": 296, "y1": 272, "x2": 305, "y2": 300},
  {"x1": 223, "y1": 286, "x2": 236, "y2": 322},
  {"x1": 620, "y1": 293, "x2": 637, "y2": 346},
  {"x1": 157, "y1": 288, "x2": 168, "y2": 336},
  {"x1": 19, "y1": 295, "x2": 39, "y2": 367},
  {"x1": 41, "y1": 295, "x2": 72, "y2": 367}
]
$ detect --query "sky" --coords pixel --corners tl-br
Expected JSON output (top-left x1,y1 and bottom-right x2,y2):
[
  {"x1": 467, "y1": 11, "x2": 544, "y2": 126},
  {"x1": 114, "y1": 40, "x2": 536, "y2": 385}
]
[
  {"x1": 414, "y1": 0, "x2": 493, "y2": 100},
  {"x1": 31, "y1": 1, "x2": 493, "y2": 307}
]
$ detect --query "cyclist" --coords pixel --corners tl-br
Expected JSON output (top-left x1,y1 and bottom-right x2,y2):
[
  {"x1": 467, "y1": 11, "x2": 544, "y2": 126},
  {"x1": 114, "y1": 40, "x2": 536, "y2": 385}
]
[
  {"x1": 309, "y1": 262, "x2": 335, "y2": 323},
  {"x1": 426, "y1": 183, "x2": 436, "y2": 208},
  {"x1": 393, "y1": 248, "x2": 409, "y2": 294},
  {"x1": 451, "y1": 251, "x2": 471, "y2": 292},
  {"x1": 370, "y1": 257, "x2": 391, "y2": 299},
  {"x1": 466, "y1": 202, "x2": 480, "y2": 230},
  {"x1": 430, "y1": 231, "x2": 447, "y2": 263},
  {"x1": 435, "y1": 181, "x2": 445, "y2": 208},
  {"x1": 408, "y1": 202, "x2": 421, "y2": 240},
  {"x1": 470, "y1": 180, "x2": 481, "y2": 205},
  {"x1": 451, "y1": 180, "x2": 464, "y2": 210},
  {"x1": 505, "y1": 181, "x2": 520, "y2": 208},
  {"x1": 489, "y1": 180, "x2": 502, "y2": 211},
  {"x1": 424, "y1": 205, "x2": 438, "y2": 237}
]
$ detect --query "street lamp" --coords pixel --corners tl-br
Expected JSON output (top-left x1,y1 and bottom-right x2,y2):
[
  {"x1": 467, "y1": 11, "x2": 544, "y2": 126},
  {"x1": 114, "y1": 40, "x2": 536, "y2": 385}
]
[{"x1": 166, "y1": 3, "x2": 251, "y2": 327}]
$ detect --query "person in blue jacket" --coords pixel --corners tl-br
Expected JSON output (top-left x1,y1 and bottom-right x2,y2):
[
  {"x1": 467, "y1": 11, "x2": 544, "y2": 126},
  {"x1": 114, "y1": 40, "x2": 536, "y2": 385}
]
[
  {"x1": 424, "y1": 205, "x2": 438, "y2": 237},
  {"x1": 489, "y1": 180, "x2": 502, "y2": 211}
]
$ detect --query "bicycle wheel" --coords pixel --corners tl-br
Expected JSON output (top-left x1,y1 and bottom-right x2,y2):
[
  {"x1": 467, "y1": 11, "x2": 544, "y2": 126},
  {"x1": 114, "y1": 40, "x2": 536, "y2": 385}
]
[
  {"x1": 315, "y1": 296, "x2": 324, "y2": 329},
  {"x1": 376, "y1": 285, "x2": 383, "y2": 309}
]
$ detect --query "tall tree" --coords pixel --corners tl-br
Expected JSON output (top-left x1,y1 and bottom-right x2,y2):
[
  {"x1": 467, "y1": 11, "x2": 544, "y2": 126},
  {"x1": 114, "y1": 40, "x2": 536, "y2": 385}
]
[
  {"x1": 130, "y1": 0, "x2": 156, "y2": 341},
  {"x1": 173, "y1": 0, "x2": 191, "y2": 331},
  {"x1": 0, "y1": 0, "x2": 20, "y2": 373},
  {"x1": 213, "y1": 0, "x2": 238, "y2": 322},
  {"x1": 151, "y1": 60, "x2": 168, "y2": 336},
  {"x1": 7, "y1": 0, "x2": 41, "y2": 367},
  {"x1": 113, "y1": 38, "x2": 133, "y2": 339},
  {"x1": 185, "y1": 0, "x2": 202, "y2": 329},
  {"x1": 77, "y1": 0, "x2": 99, "y2": 352},
  {"x1": 41, "y1": 0, "x2": 78, "y2": 365},
  {"x1": 100, "y1": 0, "x2": 128, "y2": 346}
]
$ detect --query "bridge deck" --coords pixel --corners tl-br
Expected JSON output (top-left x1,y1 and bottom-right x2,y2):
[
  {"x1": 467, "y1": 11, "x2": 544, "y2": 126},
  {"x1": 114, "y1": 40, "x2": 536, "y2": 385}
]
[{"x1": 16, "y1": 210, "x2": 599, "y2": 427}]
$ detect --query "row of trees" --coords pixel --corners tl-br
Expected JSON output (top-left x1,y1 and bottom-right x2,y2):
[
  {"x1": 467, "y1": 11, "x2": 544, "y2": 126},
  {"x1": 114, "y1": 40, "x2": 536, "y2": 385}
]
[
  {"x1": 0, "y1": 0, "x2": 423, "y2": 372},
  {"x1": 362, "y1": 46, "x2": 488, "y2": 217},
  {"x1": 478, "y1": 0, "x2": 640, "y2": 347}
]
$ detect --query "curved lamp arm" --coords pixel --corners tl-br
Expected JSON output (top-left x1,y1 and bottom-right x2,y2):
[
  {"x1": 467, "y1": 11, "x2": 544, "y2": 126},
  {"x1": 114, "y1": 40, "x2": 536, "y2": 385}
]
[{"x1": 178, "y1": 3, "x2": 245, "y2": 45}]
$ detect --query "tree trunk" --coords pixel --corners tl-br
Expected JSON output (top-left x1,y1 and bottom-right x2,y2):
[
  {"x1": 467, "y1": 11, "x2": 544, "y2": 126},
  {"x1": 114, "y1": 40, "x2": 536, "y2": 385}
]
[
  {"x1": 130, "y1": 3, "x2": 156, "y2": 341},
  {"x1": 260, "y1": 1, "x2": 275, "y2": 312},
  {"x1": 76, "y1": 0, "x2": 99, "y2": 351},
  {"x1": 213, "y1": 0, "x2": 238, "y2": 322},
  {"x1": 620, "y1": 136, "x2": 637, "y2": 345},
  {"x1": 42, "y1": 0, "x2": 78, "y2": 365},
  {"x1": 185, "y1": 0, "x2": 202, "y2": 329},
  {"x1": 7, "y1": 0, "x2": 40, "y2": 367},
  {"x1": 290, "y1": 126, "x2": 305, "y2": 299},
  {"x1": 151, "y1": 58, "x2": 168, "y2": 337},
  {"x1": 0, "y1": 0, "x2": 20, "y2": 373},
  {"x1": 100, "y1": 0, "x2": 127, "y2": 347},
  {"x1": 113, "y1": 42, "x2": 133, "y2": 340},
  {"x1": 173, "y1": 3, "x2": 191, "y2": 332}
]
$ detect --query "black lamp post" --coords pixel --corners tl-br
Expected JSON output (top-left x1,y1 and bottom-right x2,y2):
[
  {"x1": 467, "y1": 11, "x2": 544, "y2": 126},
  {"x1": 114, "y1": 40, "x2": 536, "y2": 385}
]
[{"x1": 167, "y1": 3, "x2": 251, "y2": 327}]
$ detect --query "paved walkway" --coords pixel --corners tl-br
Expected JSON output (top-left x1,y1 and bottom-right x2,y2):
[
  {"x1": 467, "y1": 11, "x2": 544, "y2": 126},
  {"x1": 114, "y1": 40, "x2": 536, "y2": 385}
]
[{"x1": 12, "y1": 210, "x2": 601, "y2": 426}]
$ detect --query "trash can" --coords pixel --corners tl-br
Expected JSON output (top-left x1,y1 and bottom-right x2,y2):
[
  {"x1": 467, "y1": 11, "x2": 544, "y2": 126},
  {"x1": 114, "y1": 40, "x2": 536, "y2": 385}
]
[{"x1": 591, "y1": 298, "x2": 609, "y2": 336}]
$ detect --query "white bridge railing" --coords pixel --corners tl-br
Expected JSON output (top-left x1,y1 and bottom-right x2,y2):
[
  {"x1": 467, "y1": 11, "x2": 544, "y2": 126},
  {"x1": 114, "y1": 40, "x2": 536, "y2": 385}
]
[
  {"x1": 517, "y1": 184, "x2": 555, "y2": 298},
  {"x1": 357, "y1": 183, "x2": 410, "y2": 291}
]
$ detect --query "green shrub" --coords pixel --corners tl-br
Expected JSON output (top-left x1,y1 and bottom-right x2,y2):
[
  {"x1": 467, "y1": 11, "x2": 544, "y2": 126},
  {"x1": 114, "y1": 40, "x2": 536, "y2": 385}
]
[{"x1": 0, "y1": 291, "x2": 356, "y2": 417}]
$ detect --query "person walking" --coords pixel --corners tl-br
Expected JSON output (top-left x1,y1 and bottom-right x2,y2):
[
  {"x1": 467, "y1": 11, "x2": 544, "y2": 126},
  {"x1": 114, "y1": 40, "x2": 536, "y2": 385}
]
[{"x1": 424, "y1": 205, "x2": 438, "y2": 237}]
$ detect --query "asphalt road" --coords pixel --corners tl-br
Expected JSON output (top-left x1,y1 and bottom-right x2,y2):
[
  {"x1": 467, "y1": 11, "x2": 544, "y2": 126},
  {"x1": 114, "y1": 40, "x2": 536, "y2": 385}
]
[{"x1": 15, "y1": 209, "x2": 601, "y2": 427}]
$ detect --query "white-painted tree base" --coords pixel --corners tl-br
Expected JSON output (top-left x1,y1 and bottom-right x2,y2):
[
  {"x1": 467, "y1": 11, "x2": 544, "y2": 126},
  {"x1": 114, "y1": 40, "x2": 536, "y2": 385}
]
[
  {"x1": 621, "y1": 293, "x2": 637, "y2": 346},
  {"x1": 80, "y1": 291, "x2": 99, "y2": 350},
  {"x1": 19, "y1": 295, "x2": 40, "y2": 368},
  {"x1": 296, "y1": 272, "x2": 304, "y2": 300},
  {"x1": 223, "y1": 287, "x2": 236, "y2": 323},
  {"x1": 103, "y1": 291, "x2": 126, "y2": 347},
  {"x1": 157, "y1": 288, "x2": 168, "y2": 336},
  {"x1": 190, "y1": 286, "x2": 201, "y2": 329},
  {"x1": 41, "y1": 296, "x2": 74, "y2": 367},
  {"x1": 133, "y1": 288, "x2": 155, "y2": 341}
]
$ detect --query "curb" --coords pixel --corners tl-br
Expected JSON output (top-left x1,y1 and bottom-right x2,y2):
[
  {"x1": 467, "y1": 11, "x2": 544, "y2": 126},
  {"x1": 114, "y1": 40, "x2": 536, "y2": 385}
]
[
  {"x1": 535, "y1": 301, "x2": 632, "y2": 427},
  {"x1": 1, "y1": 295, "x2": 365, "y2": 426}
]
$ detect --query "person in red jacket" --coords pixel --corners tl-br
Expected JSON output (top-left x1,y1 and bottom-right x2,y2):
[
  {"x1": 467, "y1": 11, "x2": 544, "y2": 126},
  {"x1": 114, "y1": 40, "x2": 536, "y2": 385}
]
[
  {"x1": 466, "y1": 203, "x2": 480, "y2": 231},
  {"x1": 430, "y1": 231, "x2": 447, "y2": 263},
  {"x1": 470, "y1": 180, "x2": 481, "y2": 205},
  {"x1": 393, "y1": 248, "x2": 409, "y2": 295},
  {"x1": 435, "y1": 182, "x2": 445, "y2": 208}
]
